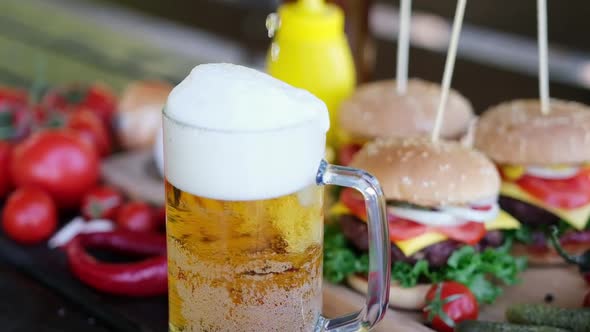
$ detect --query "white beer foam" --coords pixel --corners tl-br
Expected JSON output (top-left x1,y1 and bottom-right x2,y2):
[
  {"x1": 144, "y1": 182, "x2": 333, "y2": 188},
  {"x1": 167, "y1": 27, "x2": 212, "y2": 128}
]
[{"x1": 163, "y1": 63, "x2": 330, "y2": 201}]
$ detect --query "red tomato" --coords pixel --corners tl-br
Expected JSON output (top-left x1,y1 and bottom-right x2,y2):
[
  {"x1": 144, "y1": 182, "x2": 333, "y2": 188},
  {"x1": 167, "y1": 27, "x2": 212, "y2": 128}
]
[
  {"x1": 0, "y1": 86, "x2": 27, "y2": 105},
  {"x1": 338, "y1": 143, "x2": 362, "y2": 166},
  {"x1": 423, "y1": 282, "x2": 478, "y2": 332},
  {"x1": 67, "y1": 109, "x2": 112, "y2": 157},
  {"x1": 0, "y1": 141, "x2": 12, "y2": 198},
  {"x1": 11, "y1": 130, "x2": 99, "y2": 209},
  {"x1": 42, "y1": 84, "x2": 117, "y2": 128},
  {"x1": 116, "y1": 202, "x2": 158, "y2": 233},
  {"x1": 81, "y1": 186, "x2": 125, "y2": 220},
  {"x1": 2, "y1": 187, "x2": 57, "y2": 244},
  {"x1": 341, "y1": 188, "x2": 487, "y2": 245},
  {"x1": 517, "y1": 169, "x2": 590, "y2": 209}
]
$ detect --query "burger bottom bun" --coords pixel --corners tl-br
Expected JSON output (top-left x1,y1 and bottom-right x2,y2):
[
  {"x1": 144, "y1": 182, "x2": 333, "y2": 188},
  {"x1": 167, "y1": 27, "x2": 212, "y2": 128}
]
[
  {"x1": 347, "y1": 274, "x2": 431, "y2": 310},
  {"x1": 512, "y1": 242, "x2": 590, "y2": 265}
]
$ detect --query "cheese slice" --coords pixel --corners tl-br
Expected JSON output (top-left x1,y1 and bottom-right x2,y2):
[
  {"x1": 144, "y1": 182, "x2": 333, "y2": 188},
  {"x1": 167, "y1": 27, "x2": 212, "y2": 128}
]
[
  {"x1": 501, "y1": 182, "x2": 590, "y2": 230},
  {"x1": 395, "y1": 232, "x2": 448, "y2": 256},
  {"x1": 330, "y1": 202, "x2": 353, "y2": 217},
  {"x1": 329, "y1": 202, "x2": 521, "y2": 256},
  {"x1": 485, "y1": 209, "x2": 521, "y2": 231}
]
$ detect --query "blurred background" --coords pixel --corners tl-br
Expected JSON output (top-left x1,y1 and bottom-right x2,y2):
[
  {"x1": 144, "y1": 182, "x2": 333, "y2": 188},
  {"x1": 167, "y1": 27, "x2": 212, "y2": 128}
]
[{"x1": 2, "y1": 0, "x2": 589, "y2": 112}]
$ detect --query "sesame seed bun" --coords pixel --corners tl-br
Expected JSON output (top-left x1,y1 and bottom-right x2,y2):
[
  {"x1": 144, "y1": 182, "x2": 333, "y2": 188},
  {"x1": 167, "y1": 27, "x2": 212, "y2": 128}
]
[
  {"x1": 347, "y1": 274, "x2": 430, "y2": 310},
  {"x1": 350, "y1": 137, "x2": 500, "y2": 207},
  {"x1": 474, "y1": 99, "x2": 590, "y2": 165},
  {"x1": 339, "y1": 79, "x2": 474, "y2": 140}
]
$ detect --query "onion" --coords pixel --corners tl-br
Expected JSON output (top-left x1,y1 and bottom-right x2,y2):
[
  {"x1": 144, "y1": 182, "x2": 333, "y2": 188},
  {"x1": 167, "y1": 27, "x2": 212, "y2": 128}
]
[
  {"x1": 441, "y1": 203, "x2": 499, "y2": 222},
  {"x1": 388, "y1": 201, "x2": 500, "y2": 227},
  {"x1": 48, "y1": 217, "x2": 115, "y2": 249},
  {"x1": 388, "y1": 207, "x2": 463, "y2": 227},
  {"x1": 525, "y1": 166, "x2": 580, "y2": 180},
  {"x1": 469, "y1": 196, "x2": 497, "y2": 207}
]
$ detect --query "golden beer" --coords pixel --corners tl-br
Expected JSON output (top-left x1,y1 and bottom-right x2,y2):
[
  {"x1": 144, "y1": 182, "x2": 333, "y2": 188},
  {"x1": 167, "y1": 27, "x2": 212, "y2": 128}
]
[
  {"x1": 163, "y1": 63, "x2": 389, "y2": 332},
  {"x1": 166, "y1": 180, "x2": 324, "y2": 332}
]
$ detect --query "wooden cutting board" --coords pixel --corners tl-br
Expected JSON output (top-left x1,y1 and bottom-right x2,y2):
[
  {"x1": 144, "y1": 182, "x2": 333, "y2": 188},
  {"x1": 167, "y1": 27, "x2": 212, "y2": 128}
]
[{"x1": 102, "y1": 151, "x2": 589, "y2": 331}]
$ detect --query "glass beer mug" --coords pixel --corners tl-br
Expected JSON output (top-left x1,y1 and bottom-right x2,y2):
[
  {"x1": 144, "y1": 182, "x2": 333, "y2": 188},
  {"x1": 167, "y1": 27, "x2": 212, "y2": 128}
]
[{"x1": 163, "y1": 64, "x2": 390, "y2": 332}]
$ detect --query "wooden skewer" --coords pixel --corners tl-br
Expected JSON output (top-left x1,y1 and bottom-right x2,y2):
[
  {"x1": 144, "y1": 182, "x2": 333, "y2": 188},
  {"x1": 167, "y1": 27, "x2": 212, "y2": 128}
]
[
  {"x1": 431, "y1": 0, "x2": 467, "y2": 142},
  {"x1": 538, "y1": 0, "x2": 550, "y2": 114},
  {"x1": 396, "y1": 0, "x2": 412, "y2": 94}
]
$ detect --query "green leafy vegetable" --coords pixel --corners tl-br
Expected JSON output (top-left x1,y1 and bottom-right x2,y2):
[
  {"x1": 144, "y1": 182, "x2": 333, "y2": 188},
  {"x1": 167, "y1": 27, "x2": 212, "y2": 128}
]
[
  {"x1": 506, "y1": 220, "x2": 579, "y2": 245},
  {"x1": 323, "y1": 223, "x2": 527, "y2": 304},
  {"x1": 391, "y1": 260, "x2": 430, "y2": 287},
  {"x1": 323, "y1": 223, "x2": 368, "y2": 283}
]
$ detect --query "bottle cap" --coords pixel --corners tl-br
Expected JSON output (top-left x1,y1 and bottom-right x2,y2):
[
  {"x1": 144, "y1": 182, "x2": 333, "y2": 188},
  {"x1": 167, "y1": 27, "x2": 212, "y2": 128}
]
[{"x1": 276, "y1": 0, "x2": 345, "y2": 41}]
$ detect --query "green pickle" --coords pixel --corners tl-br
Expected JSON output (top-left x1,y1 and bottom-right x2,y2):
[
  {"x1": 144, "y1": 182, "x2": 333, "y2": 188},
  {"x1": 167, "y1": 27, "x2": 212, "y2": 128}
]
[
  {"x1": 506, "y1": 304, "x2": 590, "y2": 332},
  {"x1": 456, "y1": 320, "x2": 572, "y2": 332}
]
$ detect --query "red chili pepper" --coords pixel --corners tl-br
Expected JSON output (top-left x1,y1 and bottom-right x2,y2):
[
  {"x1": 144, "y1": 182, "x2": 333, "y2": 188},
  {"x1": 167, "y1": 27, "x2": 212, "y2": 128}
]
[{"x1": 65, "y1": 231, "x2": 167, "y2": 297}]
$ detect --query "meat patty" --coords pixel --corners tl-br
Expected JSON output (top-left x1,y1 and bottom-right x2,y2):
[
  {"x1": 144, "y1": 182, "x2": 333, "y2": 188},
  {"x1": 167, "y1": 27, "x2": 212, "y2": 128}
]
[
  {"x1": 340, "y1": 214, "x2": 504, "y2": 268},
  {"x1": 499, "y1": 196, "x2": 560, "y2": 227}
]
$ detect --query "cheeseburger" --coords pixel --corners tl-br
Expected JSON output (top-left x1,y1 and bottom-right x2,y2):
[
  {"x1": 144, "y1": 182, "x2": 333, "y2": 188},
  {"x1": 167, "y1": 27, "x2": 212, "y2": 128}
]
[
  {"x1": 337, "y1": 79, "x2": 474, "y2": 165},
  {"x1": 324, "y1": 137, "x2": 525, "y2": 309},
  {"x1": 475, "y1": 99, "x2": 590, "y2": 264}
]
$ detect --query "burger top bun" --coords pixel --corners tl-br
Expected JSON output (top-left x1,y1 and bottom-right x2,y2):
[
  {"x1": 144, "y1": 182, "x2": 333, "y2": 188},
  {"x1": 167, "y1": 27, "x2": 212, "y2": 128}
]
[
  {"x1": 475, "y1": 99, "x2": 590, "y2": 166},
  {"x1": 339, "y1": 79, "x2": 474, "y2": 140},
  {"x1": 116, "y1": 80, "x2": 173, "y2": 150},
  {"x1": 350, "y1": 137, "x2": 500, "y2": 207}
]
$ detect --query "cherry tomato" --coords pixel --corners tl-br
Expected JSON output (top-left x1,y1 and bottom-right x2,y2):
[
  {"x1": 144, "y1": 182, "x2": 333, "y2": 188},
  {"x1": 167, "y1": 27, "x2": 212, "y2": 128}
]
[
  {"x1": 338, "y1": 143, "x2": 362, "y2": 166},
  {"x1": 341, "y1": 188, "x2": 487, "y2": 245},
  {"x1": 81, "y1": 186, "x2": 125, "y2": 220},
  {"x1": 42, "y1": 84, "x2": 117, "y2": 128},
  {"x1": 2, "y1": 187, "x2": 57, "y2": 244},
  {"x1": 67, "y1": 108, "x2": 112, "y2": 157},
  {"x1": 116, "y1": 202, "x2": 158, "y2": 233},
  {"x1": 517, "y1": 169, "x2": 590, "y2": 209},
  {"x1": 153, "y1": 206, "x2": 166, "y2": 225},
  {"x1": 11, "y1": 130, "x2": 99, "y2": 209},
  {"x1": 0, "y1": 141, "x2": 12, "y2": 198},
  {"x1": 423, "y1": 282, "x2": 478, "y2": 332}
]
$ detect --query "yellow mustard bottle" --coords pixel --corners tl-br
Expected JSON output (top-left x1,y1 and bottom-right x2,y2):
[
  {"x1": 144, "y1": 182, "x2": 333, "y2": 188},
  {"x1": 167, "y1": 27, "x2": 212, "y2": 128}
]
[{"x1": 266, "y1": 0, "x2": 356, "y2": 148}]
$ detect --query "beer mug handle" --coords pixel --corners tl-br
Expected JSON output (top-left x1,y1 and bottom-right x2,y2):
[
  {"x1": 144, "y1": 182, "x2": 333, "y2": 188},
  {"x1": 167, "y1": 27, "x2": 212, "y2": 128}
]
[{"x1": 316, "y1": 160, "x2": 391, "y2": 332}]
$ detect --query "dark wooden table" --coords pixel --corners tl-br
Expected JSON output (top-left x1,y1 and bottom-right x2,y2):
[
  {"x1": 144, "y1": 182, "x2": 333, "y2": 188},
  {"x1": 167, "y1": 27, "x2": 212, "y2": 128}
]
[{"x1": 0, "y1": 231, "x2": 168, "y2": 332}]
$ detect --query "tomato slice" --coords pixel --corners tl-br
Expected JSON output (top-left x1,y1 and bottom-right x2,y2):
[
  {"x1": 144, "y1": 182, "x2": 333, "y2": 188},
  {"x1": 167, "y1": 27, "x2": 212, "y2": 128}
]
[
  {"x1": 516, "y1": 168, "x2": 590, "y2": 209},
  {"x1": 435, "y1": 222, "x2": 486, "y2": 245},
  {"x1": 340, "y1": 188, "x2": 367, "y2": 220},
  {"x1": 340, "y1": 188, "x2": 487, "y2": 245},
  {"x1": 338, "y1": 143, "x2": 362, "y2": 166},
  {"x1": 388, "y1": 216, "x2": 428, "y2": 242},
  {"x1": 388, "y1": 218, "x2": 485, "y2": 244}
]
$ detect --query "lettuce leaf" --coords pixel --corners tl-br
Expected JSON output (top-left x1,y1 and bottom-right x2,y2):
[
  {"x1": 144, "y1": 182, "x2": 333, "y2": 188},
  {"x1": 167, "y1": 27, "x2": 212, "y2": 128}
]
[{"x1": 323, "y1": 223, "x2": 527, "y2": 304}]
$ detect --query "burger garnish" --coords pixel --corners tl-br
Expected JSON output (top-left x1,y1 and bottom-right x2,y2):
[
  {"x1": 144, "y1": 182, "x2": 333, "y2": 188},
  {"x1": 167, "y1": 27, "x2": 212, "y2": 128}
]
[
  {"x1": 324, "y1": 137, "x2": 526, "y2": 307},
  {"x1": 337, "y1": 79, "x2": 474, "y2": 165},
  {"x1": 474, "y1": 99, "x2": 590, "y2": 263}
]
